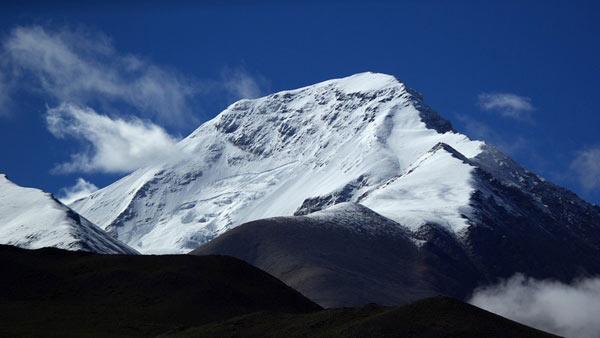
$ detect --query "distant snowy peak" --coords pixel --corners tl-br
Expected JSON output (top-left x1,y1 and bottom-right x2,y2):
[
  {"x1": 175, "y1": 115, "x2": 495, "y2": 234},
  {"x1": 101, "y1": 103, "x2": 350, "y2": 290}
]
[{"x1": 0, "y1": 174, "x2": 136, "y2": 254}]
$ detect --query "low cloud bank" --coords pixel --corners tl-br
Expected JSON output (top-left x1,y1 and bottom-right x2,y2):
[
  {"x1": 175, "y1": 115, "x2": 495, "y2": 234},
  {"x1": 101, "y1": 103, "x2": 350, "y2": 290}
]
[{"x1": 469, "y1": 274, "x2": 600, "y2": 338}]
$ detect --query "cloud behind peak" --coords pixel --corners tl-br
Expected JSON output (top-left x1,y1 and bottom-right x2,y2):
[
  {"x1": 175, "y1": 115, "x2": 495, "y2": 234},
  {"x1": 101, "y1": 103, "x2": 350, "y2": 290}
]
[
  {"x1": 478, "y1": 92, "x2": 535, "y2": 121},
  {"x1": 58, "y1": 178, "x2": 99, "y2": 205},
  {"x1": 46, "y1": 103, "x2": 179, "y2": 174},
  {"x1": 3, "y1": 25, "x2": 199, "y2": 126}
]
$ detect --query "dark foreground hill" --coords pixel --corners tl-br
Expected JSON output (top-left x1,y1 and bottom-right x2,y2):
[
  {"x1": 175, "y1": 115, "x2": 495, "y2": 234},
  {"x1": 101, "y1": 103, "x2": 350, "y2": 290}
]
[
  {"x1": 192, "y1": 203, "x2": 479, "y2": 308},
  {"x1": 192, "y1": 203, "x2": 442, "y2": 307},
  {"x1": 0, "y1": 244, "x2": 319, "y2": 337},
  {"x1": 169, "y1": 297, "x2": 557, "y2": 338},
  {"x1": 0, "y1": 245, "x2": 556, "y2": 337}
]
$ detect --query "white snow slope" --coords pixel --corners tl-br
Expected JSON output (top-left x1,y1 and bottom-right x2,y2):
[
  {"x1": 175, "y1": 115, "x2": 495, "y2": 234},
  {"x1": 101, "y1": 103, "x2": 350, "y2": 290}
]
[
  {"x1": 0, "y1": 174, "x2": 137, "y2": 254},
  {"x1": 71, "y1": 72, "x2": 489, "y2": 254}
]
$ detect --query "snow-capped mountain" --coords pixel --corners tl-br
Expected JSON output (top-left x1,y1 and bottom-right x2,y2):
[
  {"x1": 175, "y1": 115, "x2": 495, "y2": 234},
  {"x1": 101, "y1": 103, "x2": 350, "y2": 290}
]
[
  {"x1": 0, "y1": 174, "x2": 136, "y2": 254},
  {"x1": 70, "y1": 72, "x2": 600, "y2": 260}
]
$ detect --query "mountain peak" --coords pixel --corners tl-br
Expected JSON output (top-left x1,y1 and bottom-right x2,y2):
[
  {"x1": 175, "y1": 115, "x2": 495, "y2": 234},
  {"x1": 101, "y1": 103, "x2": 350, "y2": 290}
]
[
  {"x1": 319, "y1": 72, "x2": 404, "y2": 93},
  {"x1": 71, "y1": 74, "x2": 481, "y2": 253},
  {"x1": 324, "y1": 72, "x2": 454, "y2": 133}
]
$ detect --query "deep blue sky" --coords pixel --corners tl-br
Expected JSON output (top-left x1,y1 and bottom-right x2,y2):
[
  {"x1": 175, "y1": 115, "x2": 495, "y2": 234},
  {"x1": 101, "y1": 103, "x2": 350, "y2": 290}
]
[{"x1": 1, "y1": 0, "x2": 599, "y2": 204}]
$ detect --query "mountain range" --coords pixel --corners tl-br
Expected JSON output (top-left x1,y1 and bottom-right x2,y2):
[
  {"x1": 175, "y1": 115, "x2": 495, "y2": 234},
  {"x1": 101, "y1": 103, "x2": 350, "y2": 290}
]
[{"x1": 2, "y1": 72, "x2": 600, "y2": 310}]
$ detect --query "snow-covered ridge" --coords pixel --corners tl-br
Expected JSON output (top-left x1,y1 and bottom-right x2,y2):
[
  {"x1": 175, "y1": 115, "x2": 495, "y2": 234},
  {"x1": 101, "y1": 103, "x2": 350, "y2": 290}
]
[
  {"x1": 305, "y1": 202, "x2": 411, "y2": 236},
  {"x1": 0, "y1": 174, "x2": 137, "y2": 254},
  {"x1": 70, "y1": 72, "x2": 494, "y2": 253},
  {"x1": 361, "y1": 142, "x2": 477, "y2": 233}
]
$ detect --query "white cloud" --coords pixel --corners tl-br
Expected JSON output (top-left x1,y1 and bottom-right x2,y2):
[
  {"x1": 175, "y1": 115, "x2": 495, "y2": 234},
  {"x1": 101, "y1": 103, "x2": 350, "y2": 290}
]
[
  {"x1": 478, "y1": 92, "x2": 535, "y2": 120},
  {"x1": 455, "y1": 114, "x2": 530, "y2": 155},
  {"x1": 570, "y1": 147, "x2": 600, "y2": 190},
  {"x1": 1, "y1": 25, "x2": 270, "y2": 126},
  {"x1": 2, "y1": 26, "x2": 198, "y2": 125},
  {"x1": 58, "y1": 178, "x2": 98, "y2": 205},
  {"x1": 470, "y1": 274, "x2": 600, "y2": 338},
  {"x1": 46, "y1": 103, "x2": 179, "y2": 174},
  {"x1": 221, "y1": 67, "x2": 267, "y2": 100},
  {"x1": 0, "y1": 25, "x2": 270, "y2": 175}
]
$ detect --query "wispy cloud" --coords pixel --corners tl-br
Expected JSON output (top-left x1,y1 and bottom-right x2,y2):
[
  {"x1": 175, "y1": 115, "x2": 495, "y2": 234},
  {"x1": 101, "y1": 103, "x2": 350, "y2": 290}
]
[
  {"x1": 1, "y1": 26, "x2": 269, "y2": 125},
  {"x1": 470, "y1": 274, "x2": 600, "y2": 338},
  {"x1": 0, "y1": 70, "x2": 11, "y2": 116},
  {"x1": 478, "y1": 92, "x2": 535, "y2": 121},
  {"x1": 2, "y1": 25, "x2": 199, "y2": 126},
  {"x1": 455, "y1": 114, "x2": 530, "y2": 155},
  {"x1": 58, "y1": 178, "x2": 98, "y2": 205},
  {"x1": 221, "y1": 67, "x2": 268, "y2": 100},
  {"x1": 0, "y1": 25, "x2": 270, "y2": 175},
  {"x1": 46, "y1": 103, "x2": 179, "y2": 174},
  {"x1": 570, "y1": 147, "x2": 600, "y2": 190}
]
